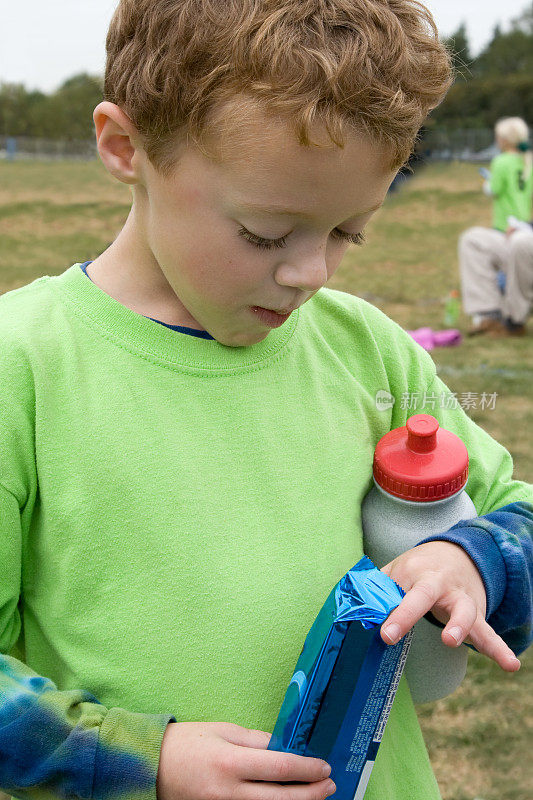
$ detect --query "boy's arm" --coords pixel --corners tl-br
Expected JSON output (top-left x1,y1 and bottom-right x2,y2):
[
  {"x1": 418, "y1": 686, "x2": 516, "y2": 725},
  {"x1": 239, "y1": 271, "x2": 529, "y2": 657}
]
[
  {"x1": 0, "y1": 483, "x2": 175, "y2": 800},
  {"x1": 413, "y1": 374, "x2": 533, "y2": 655}
]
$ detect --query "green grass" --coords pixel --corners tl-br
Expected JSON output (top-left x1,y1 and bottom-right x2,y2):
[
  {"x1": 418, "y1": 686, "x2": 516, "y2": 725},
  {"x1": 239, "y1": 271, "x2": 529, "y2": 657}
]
[{"x1": 0, "y1": 158, "x2": 531, "y2": 800}]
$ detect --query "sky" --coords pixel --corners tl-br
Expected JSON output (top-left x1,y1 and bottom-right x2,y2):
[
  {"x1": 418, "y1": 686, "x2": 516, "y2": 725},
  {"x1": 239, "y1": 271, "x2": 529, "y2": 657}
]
[{"x1": 0, "y1": 0, "x2": 531, "y2": 94}]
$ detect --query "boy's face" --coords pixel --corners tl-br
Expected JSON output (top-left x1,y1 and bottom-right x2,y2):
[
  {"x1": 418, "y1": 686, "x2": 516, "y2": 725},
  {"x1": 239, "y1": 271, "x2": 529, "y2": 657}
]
[{"x1": 134, "y1": 108, "x2": 397, "y2": 347}]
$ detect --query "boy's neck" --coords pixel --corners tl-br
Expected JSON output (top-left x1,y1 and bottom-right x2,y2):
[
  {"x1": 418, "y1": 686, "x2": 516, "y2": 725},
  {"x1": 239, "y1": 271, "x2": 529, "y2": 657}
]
[{"x1": 86, "y1": 208, "x2": 204, "y2": 329}]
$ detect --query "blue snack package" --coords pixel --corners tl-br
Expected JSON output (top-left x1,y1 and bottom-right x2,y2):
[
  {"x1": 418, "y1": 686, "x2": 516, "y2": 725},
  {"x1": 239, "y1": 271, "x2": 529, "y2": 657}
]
[{"x1": 268, "y1": 556, "x2": 412, "y2": 800}]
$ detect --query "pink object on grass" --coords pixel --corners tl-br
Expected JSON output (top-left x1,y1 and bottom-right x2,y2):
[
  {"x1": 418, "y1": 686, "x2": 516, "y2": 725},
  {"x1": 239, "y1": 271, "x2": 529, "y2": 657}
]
[{"x1": 407, "y1": 327, "x2": 462, "y2": 351}]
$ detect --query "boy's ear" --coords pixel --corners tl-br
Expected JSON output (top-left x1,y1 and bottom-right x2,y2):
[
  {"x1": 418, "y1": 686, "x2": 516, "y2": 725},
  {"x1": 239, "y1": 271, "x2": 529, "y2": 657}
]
[{"x1": 93, "y1": 101, "x2": 143, "y2": 185}]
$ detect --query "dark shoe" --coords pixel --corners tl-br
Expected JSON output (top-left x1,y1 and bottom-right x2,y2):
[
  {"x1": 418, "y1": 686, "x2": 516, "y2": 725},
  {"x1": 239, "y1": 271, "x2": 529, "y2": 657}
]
[{"x1": 486, "y1": 320, "x2": 527, "y2": 338}]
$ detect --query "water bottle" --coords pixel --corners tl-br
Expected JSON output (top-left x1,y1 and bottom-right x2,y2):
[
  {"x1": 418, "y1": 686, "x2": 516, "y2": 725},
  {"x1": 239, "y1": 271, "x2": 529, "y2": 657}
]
[
  {"x1": 443, "y1": 289, "x2": 460, "y2": 327},
  {"x1": 361, "y1": 414, "x2": 476, "y2": 704}
]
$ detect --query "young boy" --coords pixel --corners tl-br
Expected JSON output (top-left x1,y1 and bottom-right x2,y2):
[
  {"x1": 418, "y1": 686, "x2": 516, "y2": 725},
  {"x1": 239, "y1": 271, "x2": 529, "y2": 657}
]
[{"x1": 0, "y1": 2, "x2": 531, "y2": 799}]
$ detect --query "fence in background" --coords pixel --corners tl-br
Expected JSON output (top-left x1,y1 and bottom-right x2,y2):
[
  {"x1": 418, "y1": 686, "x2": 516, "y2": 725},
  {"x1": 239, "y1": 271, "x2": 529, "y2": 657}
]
[
  {"x1": 0, "y1": 135, "x2": 97, "y2": 161},
  {"x1": 422, "y1": 128, "x2": 496, "y2": 162},
  {"x1": 2, "y1": 128, "x2": 530, "y2": 163}
]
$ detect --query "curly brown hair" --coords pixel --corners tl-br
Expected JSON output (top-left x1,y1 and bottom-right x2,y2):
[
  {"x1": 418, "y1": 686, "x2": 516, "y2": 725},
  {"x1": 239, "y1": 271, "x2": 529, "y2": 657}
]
[{"x1": 104, "y1": 0, "x2": 452, "y2": 172}]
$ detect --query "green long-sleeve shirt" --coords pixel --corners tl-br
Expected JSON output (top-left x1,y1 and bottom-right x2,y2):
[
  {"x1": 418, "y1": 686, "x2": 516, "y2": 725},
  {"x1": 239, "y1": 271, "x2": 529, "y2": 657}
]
[{"x1": 0, "y1": 263, "x2": 531, "y2": 800}]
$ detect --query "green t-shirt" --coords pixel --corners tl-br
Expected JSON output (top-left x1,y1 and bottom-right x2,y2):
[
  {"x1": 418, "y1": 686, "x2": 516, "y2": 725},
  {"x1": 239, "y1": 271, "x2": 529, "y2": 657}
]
[
  {"x1": 0, "y1": 264, "x2": 531, "y2": 800},
  {"x1": 490, "y1": 151, "x2": 533, "y2": 231}
]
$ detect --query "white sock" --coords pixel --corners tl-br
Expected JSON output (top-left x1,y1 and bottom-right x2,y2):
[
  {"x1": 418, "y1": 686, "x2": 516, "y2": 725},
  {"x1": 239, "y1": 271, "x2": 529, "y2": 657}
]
[{"x1": 472, "y1": 311, "x2": 502, "y2": 326}]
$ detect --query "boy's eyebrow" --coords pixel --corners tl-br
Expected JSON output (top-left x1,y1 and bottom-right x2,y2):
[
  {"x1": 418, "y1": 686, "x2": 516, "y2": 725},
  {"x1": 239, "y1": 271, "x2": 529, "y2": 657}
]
[{"x1": 237, "y1": 201, "x2": 383, "y2": 218}]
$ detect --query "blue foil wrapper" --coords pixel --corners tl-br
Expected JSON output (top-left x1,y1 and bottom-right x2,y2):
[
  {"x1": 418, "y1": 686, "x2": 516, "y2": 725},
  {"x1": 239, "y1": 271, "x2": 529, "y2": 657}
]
[{"x1": 268, "y1": 556, "x2": 413, "y2": 800}]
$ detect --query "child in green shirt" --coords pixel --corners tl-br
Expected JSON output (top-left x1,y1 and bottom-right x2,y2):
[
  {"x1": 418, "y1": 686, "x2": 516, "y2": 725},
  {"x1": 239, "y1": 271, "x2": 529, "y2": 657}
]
[
  {"x1": 1, "y1": 3, "x2": 532, "y2": 800},
  {"x1": 490, "y1": 117, "x2": 533, "y2": 231},
  {"x1": 460, "y1": 117, "x2": 532, "y2": 335}
]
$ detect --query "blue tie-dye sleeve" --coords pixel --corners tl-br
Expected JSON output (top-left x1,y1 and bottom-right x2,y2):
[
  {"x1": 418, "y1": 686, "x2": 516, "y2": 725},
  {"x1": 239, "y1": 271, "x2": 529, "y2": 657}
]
[
  {"x1": 410, "y1": 375, "x2": 533, "y2": 657},
  {"x1": 0, "y1": 484, "x2": 175, "y2": 799},
  {"x1": 0, "y1": 653, "x2": 176, "y2": 799},
  {"x1": 417, "y1": 502, "x2": 533, "y2": 656}
]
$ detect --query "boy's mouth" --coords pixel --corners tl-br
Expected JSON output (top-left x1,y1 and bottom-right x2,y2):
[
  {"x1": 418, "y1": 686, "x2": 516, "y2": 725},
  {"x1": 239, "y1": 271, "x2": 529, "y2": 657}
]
[
  {"x1": 260, "y1": 303, "x2": 301, "y2": 314},
  {"x1": 250, "y1": 306, "x2": 294, "y2": 327}
]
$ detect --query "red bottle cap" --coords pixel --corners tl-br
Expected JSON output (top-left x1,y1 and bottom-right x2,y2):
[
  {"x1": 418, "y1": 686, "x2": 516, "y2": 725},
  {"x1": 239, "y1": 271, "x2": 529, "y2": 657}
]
[{"x1": 373, "y1": 414, "x2": 469, "y2": 502}]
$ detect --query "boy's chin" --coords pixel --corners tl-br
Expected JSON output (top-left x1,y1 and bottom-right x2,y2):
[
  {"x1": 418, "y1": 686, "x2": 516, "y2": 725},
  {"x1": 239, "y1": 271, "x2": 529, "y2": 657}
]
[{"x1": 215, "y1": 327, "x2": 271, "y2": 348}]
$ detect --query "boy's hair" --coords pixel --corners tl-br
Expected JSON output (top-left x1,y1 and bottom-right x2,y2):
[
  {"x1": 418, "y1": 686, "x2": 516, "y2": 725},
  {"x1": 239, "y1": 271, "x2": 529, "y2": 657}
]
[{"x1": 104, "y1": 0, "x2": 452, "y2": 173}]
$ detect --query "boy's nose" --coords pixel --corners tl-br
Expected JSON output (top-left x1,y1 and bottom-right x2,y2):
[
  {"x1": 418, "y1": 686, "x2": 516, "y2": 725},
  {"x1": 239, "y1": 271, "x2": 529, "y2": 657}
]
[{"x1": 275, "y1": 256, "x2": 329, "y2": 293}]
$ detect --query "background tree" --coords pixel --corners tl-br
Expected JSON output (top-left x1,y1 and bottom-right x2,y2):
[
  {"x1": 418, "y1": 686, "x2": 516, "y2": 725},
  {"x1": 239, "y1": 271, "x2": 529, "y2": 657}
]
[
  {"x1": 474, "y1": 27, "x2": 533, "y2": 77},
  {"x1": 0, "y1": 73, "x2": 102, "y2": 139},
  {"x1": 431, "y1": 3, "x2": 533, "y2": 132},
  {"x1": 0, "y1": 84, "x2": 48, "y2": 137},
  {"x1": 512, "y1": 1, "x2": 533, "y2": 34}
]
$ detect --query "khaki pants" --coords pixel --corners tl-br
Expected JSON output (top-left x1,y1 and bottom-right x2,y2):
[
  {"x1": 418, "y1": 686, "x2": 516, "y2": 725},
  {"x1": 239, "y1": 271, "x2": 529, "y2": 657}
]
[{"x1": 458, "y1": 226, "x2": 533, "y2": 324}]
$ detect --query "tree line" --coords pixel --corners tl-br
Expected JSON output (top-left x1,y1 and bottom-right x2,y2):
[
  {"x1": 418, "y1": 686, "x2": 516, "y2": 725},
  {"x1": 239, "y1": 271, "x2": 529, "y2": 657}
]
[
  {"x1": 1, "y1": 2, "x2": 533, "y2": 141},
  {"x1": 0, "y1": 73, "x2": 103, "y2": 140},
  {"x1": 433, "y1": 2, "x2": 533, "y2": 130}
]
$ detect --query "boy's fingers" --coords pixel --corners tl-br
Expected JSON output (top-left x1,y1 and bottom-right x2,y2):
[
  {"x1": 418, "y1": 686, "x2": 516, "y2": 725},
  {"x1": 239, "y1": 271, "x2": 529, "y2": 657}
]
[
  {"x1": 234, "y1": 747, "x2": 331, "y2": 783},
  {"x1": 221, "y1": 724, "x2": 272, "y2": 749},
  {"x1": 222, "y1": 725, "x2": 331, "y2": 783},
  {"x1": 381, "y1": 578, "x2": 443, "y2": 644},
  {"x1": 465, "y1": 617, "x2": 521, "y2": 672},
  {"x1": 440, "y1": 595, "x2": 478, "y2": 646},
  {"x1": 237, "y1": 777, "x2": 335, "y2": 800}
]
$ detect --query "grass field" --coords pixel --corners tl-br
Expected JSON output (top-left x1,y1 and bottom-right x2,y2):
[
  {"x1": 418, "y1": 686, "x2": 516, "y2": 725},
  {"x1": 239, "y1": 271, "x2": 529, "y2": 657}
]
[{"x1": 0, "y1": 159, "x2": 532, "y2": 799}]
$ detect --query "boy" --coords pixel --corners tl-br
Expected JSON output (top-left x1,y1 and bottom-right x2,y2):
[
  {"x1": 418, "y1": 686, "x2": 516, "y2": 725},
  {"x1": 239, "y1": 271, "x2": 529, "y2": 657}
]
[{"x1": 0, "y1": 2, "x2": 531, "y2": 800}]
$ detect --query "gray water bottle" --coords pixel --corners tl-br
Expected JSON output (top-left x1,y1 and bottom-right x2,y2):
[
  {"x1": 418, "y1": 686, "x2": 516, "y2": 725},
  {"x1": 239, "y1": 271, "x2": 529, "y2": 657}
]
[{"x1": 362, "y1": 414, "x2": 476, "y2": 704}]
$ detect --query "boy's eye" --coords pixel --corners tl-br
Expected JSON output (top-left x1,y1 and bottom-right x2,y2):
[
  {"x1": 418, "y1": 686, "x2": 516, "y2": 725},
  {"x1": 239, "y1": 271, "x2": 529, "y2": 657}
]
[{"x1": 237, "y1": 226, "x2": 366, "y2": 250}]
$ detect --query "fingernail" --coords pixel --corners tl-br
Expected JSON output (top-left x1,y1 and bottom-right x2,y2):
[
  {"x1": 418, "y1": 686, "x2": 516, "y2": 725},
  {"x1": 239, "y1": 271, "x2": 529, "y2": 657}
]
[
  {"x1": 383, "y1": 623, "x2": 400, "y2": 644},
  {"x1": 447, "y1": 626, "x2": 463, "y2": 644},
  {"x1": 510, "y1": 656, "x2": 521, "y2": 669},
  {"x1": 326, "y1": 781, "x2": 336, "y2": 795},
  {"x1": 322, "y1": 763, "x2": 331, "y2": 777}
]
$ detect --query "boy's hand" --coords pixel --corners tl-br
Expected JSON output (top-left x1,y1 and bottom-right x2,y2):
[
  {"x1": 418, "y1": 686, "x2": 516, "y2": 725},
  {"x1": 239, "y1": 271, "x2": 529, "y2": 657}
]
[
  {"x1": 156, "y1": 721, "x2": 335, "y2": 800},
  {"x1": 379, "y1": 541, "x2": 521, "y2": 673}
]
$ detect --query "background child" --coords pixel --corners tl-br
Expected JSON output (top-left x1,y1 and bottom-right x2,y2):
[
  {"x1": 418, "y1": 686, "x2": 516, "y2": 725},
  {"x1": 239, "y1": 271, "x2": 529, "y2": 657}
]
[
  {"x1": 460, "y1": 116, "x2": 533, "y2": 335},
  {"x1": 486, "y1": 117, "x2": 533, "y2": 233},
  {"x1": 0, "y1": 3, "x2": 531, "y2": 800}
]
